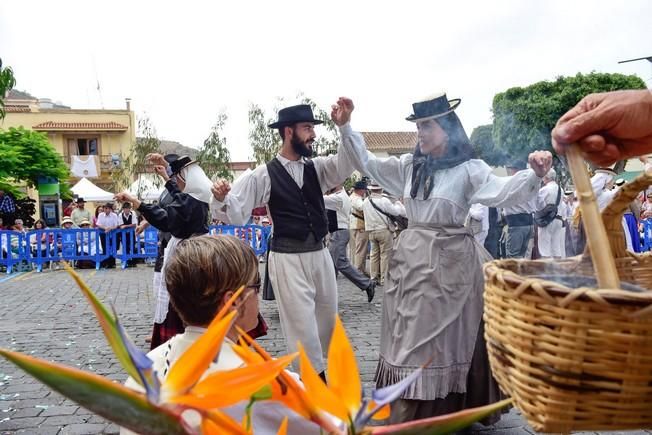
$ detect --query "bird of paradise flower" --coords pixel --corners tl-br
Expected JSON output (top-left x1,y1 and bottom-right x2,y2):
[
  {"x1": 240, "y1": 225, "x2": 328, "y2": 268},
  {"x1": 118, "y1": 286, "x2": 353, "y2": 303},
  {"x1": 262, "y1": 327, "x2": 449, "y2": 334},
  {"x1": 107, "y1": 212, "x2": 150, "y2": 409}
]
[{"x1": 0, "y1": 264, "x2": 511, "y2": 434}]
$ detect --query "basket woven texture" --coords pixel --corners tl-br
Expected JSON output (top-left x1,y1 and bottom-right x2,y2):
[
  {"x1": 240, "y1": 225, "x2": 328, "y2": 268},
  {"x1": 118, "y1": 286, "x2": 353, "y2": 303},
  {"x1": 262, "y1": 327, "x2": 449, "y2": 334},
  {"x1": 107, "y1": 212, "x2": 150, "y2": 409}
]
[{"x1": 484, "y1": 171, "x2": 652, "y2": 433}]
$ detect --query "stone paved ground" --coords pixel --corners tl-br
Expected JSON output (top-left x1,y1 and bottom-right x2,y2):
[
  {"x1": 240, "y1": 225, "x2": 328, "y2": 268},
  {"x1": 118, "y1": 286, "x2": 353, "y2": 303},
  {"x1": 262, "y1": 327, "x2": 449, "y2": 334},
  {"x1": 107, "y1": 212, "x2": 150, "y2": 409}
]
[{"x1": 0, "y1": 265, "x2": 650, "y2": 434}]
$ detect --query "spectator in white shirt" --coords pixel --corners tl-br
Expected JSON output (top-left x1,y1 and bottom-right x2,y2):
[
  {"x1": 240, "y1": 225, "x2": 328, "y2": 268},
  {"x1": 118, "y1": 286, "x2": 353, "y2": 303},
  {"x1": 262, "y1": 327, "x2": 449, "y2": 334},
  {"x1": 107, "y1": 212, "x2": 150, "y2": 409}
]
[
  {"x1": 96, "y1": 202, "x2": 119, "y2": 268},
  {"x1": 362, "y1": 184, "x2": 403, "y2": 285}
]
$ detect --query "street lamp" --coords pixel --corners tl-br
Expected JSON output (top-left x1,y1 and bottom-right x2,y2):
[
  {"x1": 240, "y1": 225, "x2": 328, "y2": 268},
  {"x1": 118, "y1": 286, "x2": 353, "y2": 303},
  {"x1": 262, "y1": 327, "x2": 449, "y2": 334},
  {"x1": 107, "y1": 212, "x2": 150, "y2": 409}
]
[{"x1": 618, "y1": 56, "x2": 652, "y2": 64}]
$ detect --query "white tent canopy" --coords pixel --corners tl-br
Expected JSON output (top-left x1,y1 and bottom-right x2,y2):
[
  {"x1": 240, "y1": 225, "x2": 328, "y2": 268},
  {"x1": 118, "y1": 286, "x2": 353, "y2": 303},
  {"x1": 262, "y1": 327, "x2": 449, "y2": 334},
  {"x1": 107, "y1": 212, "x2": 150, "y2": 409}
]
[
  {"x1": 127, "y1": 174, "x2": 164, "y2": 201},
  {"x1": 71, "y1": 177, "x2": 114, "y2": 202}
]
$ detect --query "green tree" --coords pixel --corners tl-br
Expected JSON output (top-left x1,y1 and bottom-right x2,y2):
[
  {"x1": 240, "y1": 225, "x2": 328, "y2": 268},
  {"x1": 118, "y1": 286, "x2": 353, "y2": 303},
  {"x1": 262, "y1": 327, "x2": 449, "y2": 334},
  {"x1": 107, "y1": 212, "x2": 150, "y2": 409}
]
[
  {"x1": 0, "y1": 58, "x2": 16, "y2": 120},
  {"x1": 299, "y1": 94, "x2": 339, "y2": 156},
  {"x1": 470, "y1": 124, "x2": 508, "y2": 167},
  {"x1": 196, "y1": 113, "x2": 233, "y2": 181},
  {"x1": 248, "y1": 102, "x2": 281, "y2": 165},
  {"x1": 0, "y1": 127, "x2": 71, "y2": 198},
  {"x1": 492, "y1": 72, "x2": 646, "y2": 185},
  {"x1": 248, "y1": 95, "x2": 337, "y2": 164},
  {"x1": 112, "y1": 115, "x2": 161, "y2": 194},
  {"x1": 492, "y1": 72, "x2": 647, "y2": 159}
]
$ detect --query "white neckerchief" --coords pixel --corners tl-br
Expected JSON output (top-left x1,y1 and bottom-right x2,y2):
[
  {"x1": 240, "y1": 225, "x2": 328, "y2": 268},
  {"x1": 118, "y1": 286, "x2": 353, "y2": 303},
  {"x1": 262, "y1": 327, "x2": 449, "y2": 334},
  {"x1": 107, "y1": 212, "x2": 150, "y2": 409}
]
[{"x1": 179, "y1": 163, "x2": 213, "y2": 204}]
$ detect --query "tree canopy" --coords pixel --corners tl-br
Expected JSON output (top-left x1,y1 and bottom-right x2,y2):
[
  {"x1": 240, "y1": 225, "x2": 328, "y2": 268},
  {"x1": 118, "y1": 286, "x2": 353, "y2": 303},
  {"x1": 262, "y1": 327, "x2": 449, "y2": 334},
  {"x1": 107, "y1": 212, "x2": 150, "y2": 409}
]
[
  {"x1": 492, "y1": 72, "x2": 647, "y2": 160},
  {"x1": 112, "y1": 115, "x2": 161, "y2": 192},
  {"x1": 0, "y1": 127, "x2": 71, "y2": 197},
  {"x1": 469, "y1": 124, "x2": 508, "y2": 167},
  {"x1": 0, "y1": 58, "x2": 16, "y2": 120},
  {"x1": 196, "y1": 113, "x2": 232, "y2": 181},
  {"x1": 248, "y1": 94, "x2": 339, "y2": 165}
]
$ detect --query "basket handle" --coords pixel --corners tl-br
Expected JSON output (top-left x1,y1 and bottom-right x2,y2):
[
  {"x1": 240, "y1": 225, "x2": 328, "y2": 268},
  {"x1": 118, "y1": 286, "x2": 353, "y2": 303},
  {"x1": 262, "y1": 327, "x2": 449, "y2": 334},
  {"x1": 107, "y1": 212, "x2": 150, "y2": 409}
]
[{"x1": 584, "y1": 169, "x2": 652, "y2": 259}]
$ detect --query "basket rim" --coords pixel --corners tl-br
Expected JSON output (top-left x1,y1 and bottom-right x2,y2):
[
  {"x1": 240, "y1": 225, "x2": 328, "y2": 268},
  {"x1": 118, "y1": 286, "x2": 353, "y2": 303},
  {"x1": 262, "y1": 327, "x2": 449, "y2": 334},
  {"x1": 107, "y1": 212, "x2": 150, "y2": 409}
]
[{"x1": 485, "y1": 260, "x2": 652, "y2": 306}]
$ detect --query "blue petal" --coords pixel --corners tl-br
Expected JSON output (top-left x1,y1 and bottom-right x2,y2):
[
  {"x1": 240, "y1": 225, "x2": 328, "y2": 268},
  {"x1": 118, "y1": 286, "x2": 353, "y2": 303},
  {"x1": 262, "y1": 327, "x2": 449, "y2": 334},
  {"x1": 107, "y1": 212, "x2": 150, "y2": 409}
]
[
  {"x1": 112, "y1": 306, "x2": 160, "y2": 403},
  {"x1": 354, "y1": 368, "x2": 423, "y2": 428},
  {"x1": 371, "y1": 367, "x2": 422, "y2": 406}
]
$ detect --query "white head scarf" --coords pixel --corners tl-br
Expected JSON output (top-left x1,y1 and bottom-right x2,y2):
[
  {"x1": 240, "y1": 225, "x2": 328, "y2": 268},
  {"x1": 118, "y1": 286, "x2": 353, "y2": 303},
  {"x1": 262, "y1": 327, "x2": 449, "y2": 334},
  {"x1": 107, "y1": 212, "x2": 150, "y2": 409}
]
[{"x1": 179, "y1": 163, "x2": 213, "y2": 204}]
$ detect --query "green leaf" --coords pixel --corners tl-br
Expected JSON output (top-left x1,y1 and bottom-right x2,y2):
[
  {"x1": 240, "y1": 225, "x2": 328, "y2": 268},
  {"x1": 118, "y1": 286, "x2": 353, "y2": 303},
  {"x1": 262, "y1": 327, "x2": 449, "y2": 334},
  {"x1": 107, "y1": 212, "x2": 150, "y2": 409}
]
[
  {"x1": 64, "y1": 265, "x2": 142, "y2": 384},
  {"x1": 0, "y1": 348, "x2": 190, "y2": 435},
  {"x1": 368, "y1": 398, "x2": 512, "y2": 435}
]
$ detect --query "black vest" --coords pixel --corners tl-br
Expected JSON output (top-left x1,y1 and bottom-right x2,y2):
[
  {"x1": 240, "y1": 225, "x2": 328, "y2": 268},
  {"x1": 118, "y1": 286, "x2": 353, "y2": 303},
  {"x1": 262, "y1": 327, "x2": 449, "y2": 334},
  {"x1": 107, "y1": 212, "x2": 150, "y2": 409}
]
[
  {"x1": 267, "y1": 158, "x2": 327, "y2": 241},
  {"x1": 327, "y1": 209, "x2": 339, "y2": 233}
]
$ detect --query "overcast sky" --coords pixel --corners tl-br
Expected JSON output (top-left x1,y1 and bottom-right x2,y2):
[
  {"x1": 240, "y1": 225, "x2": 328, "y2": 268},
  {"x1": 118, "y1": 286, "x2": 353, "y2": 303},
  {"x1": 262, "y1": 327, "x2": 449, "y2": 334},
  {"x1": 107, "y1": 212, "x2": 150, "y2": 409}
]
[{"x1": 1, "y1": 0, "x2": 651, "y2": 161}]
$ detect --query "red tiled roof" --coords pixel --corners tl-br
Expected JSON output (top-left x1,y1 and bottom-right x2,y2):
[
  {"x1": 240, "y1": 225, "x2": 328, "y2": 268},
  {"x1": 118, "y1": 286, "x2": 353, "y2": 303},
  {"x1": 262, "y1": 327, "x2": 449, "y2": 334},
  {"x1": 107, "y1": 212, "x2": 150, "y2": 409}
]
[
  {"x1": 5, "y1": 104, "x2": 31, "y2": 113},
  {"x1": 361, "y1": 131, "x2": 417, "y2": 153},
  {"x1": 33, "y1": 121, "x2": 128, "y2": 131},
  {"x1": 229, "y1": 161, "x2": 256, "y2": 170}
]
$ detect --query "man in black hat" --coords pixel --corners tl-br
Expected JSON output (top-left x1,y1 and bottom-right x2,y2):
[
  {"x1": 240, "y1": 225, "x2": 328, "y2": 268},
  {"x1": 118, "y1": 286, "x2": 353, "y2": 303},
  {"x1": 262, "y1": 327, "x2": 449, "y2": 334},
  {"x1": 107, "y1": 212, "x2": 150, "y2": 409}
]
[
  {"x1": 324, "y1": 184, "x2": 376, "y2": 302},
  {"x1": 71, "y1": 197, "x2": 91, "y2": 228},
  {"x1": 211, "y1": 103, "x2": 356, "y2": 375},
  {"x1": 349, "y1": 179, "x2": 369, "y2": 274},
  {"x1": 115, "y1": 152, "x2": 213, "y2": 349}
]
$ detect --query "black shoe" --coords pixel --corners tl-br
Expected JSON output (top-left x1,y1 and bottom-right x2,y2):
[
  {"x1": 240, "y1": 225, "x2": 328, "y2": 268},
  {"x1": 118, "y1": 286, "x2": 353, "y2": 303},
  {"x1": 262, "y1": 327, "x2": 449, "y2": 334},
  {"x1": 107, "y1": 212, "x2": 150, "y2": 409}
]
[{"x1": 365, "y1": 280, "x2": 376, "y2": 303}]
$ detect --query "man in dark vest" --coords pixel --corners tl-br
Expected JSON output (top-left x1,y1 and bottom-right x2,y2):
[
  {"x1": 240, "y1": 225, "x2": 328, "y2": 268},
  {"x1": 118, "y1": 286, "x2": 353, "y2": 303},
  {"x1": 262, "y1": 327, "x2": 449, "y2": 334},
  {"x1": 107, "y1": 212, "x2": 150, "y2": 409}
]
[
  {"x1": 210, "y1": 104, "x2": 355, "y2": 375},
  {"x1": 324, "y1": 185, "x2": 376, "y2": 302}
]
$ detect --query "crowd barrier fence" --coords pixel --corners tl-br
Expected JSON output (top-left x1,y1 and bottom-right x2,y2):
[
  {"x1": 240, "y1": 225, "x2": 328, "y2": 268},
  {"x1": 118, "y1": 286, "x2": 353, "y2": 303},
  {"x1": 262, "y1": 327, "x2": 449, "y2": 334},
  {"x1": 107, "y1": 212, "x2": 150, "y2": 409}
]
[{"x1": 0, "y1": 225, "x2": 272, "y2": 274}]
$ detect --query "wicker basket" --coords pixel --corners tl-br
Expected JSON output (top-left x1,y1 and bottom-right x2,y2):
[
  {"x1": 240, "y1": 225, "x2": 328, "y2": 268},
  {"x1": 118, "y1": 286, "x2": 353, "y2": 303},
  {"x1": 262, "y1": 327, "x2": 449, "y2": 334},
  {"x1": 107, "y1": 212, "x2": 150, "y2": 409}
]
[{"x1": 484, "y1": 171, "x2": 652, "y2": 433}]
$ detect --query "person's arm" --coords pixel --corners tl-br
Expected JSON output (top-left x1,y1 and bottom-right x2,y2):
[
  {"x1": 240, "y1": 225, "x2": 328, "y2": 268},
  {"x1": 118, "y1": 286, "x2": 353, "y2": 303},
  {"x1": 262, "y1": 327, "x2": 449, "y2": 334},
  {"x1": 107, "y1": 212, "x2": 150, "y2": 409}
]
[
  {"x1": 469, "y1": 160, "x2": 543, "y2": 208},
  {"x1": 210, "y1": 167, "x2": 269, "y2": 225},
  {"x1": 329, "y1": 97, "x2": 408, "y2": 197},
  {"x1": 323, "y1": 192, "x2": 342, "y2": 211}
]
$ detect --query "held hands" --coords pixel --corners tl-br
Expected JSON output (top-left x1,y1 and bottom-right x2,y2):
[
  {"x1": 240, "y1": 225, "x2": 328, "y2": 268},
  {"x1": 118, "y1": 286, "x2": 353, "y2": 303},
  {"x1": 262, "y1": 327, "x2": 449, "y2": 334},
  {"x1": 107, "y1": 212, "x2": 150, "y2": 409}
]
[
  {"x1": 552, "y1": 90, "x2": 652, "y2": 166},
  {"x1": 114, "y1": 192, "x2": 141, "y2": 210},
  {"x1": 154, "y1": 165, "x2": 169, "y2": 181},
  {"x1": 211, "y1": 180, "x2": 231, "y2": 202},
  {"x1": 146, "y1": 153, "x2": 168, "y2": 167},
  {"x1": 331, "y1": 97, "x2": 355, "y2": 126},
  {"x1": 527, "y1": 151, "x2": 553, "y2": 178}
]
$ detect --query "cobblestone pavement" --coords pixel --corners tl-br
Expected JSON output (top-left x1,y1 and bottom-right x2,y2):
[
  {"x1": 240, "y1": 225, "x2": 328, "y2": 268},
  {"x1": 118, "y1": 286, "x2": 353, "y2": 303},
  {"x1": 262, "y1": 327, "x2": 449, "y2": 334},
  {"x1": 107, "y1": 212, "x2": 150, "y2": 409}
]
[{"x1": 0, "y1": 265, "x2": 650, "y2": 434}]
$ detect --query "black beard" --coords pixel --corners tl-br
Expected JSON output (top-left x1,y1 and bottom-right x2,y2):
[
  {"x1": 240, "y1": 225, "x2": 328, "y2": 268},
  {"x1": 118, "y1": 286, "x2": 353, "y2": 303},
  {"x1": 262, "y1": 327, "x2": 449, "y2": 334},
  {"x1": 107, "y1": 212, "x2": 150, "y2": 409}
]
[{"x1": 291, "y1": 132, "x2": 313, "y2": 157}]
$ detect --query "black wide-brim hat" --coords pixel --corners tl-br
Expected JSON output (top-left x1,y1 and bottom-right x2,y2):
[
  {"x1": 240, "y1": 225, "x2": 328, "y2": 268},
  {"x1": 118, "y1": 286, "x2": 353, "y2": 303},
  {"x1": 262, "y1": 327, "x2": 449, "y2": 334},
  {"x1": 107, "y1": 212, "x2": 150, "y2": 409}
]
[
  {"x1": 169, "y1": 156, "x2": 193, "y2": 175},
  {"x1": 268, "y1": 104, "x2": 324, "y2": 129},
  {"x1": 406, "y1": 92, "x2": 461, "y2": 122}
]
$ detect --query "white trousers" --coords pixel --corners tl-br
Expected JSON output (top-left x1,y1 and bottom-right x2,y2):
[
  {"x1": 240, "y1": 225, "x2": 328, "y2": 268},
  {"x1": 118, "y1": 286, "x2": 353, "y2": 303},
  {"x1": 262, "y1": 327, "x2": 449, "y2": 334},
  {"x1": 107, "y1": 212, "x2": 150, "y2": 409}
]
[
  {"x1": 538, "y1": 219, "x2": 565, "y2": 258},
  {"x1": 268, "y1": 247, "x2": 337, "y2": 373}
]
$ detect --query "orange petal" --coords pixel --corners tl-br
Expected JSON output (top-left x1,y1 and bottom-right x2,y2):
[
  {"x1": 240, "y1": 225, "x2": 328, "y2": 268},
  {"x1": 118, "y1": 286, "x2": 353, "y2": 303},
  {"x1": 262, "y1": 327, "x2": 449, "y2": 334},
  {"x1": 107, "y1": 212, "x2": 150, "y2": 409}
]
[
  {"x1": 298, "y1": 342, "x2": 349, "y2": 422},
  {"x1": 171, "y1": 354, "x2": 296, "y2": 409},
  {"x1": 237, "y1": 328, "x2": 343, "y2": 434},
  {"x1": 231, "y1": 341, "x2": 265, "y2": 365},
  {"x1": 202, "y1": 409, "x2": 249, "y2": 435},
  {"x1": 277, "y1": 416, "x2": 289, "y2": 435},
  {"x1": 327, "y1": 315, "x2": 361, "y2": 418},
  {"x1": 163, "y1": 309, "x2": 237, "y2": 397},
  {"x1": 368, "y1": 401, "x2": 391, "y2": 420}
]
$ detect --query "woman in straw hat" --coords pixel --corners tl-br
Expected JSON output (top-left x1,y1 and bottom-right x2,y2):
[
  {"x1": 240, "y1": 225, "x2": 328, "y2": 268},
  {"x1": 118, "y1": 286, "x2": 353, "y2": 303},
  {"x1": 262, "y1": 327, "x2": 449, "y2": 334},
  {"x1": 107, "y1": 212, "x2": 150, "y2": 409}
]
[{"x1": 331, "y1": 94, "x2": 552, "y2": 423}]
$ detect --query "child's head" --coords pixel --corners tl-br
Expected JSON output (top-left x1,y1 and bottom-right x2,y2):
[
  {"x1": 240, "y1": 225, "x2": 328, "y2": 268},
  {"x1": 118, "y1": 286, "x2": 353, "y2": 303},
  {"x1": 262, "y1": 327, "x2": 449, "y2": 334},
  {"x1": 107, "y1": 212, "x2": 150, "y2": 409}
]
[{"x1": 165, "y1": 235, "x2": 260, "y2": 330}]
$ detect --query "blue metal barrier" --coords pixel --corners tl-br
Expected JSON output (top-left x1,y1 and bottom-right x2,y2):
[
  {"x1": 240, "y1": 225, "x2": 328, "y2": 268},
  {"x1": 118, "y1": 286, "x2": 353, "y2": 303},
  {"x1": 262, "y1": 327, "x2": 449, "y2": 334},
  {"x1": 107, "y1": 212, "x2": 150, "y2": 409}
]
[
  {"x1": 642, "y1": 219, "x2": 652, "y2": 251},
  {"x1": 1, "y1": 225, "x2": 271, "y2": 274},
  {"x1": 25, "y1": 229, "x2": 108, "y2": 272},
  {"x1": 111, "y1": 227, "x2": 159, "y2": 269},
  {"x1": 0, "y1": 231, "x2": 28, "y2": 274},
  {"x1": 209, "y1": 225, "x2": 271, "y2": 256}
]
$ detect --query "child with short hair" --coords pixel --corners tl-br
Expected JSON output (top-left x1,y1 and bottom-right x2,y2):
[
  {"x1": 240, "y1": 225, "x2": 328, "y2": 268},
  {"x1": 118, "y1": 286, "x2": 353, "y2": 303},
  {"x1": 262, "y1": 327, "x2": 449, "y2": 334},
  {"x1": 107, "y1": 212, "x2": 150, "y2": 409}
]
[{"x1": 123, "y1": 234, "x2": 319, "y2": 434}]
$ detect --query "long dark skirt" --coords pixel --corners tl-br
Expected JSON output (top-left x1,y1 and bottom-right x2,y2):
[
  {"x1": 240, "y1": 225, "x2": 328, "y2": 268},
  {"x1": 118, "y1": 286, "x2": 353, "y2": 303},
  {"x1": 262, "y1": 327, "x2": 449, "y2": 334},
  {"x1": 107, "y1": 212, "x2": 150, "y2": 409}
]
[
  {"x1": 150, "y1": 303, "x2": 185, "y2": 350},
  {"x1": 389, "y1": 321, "x2": 507, "y2": 426}
]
